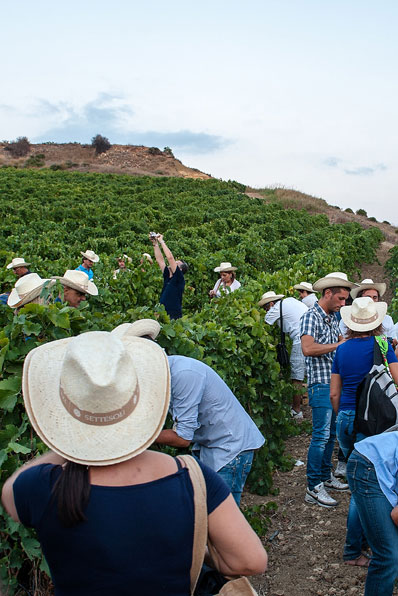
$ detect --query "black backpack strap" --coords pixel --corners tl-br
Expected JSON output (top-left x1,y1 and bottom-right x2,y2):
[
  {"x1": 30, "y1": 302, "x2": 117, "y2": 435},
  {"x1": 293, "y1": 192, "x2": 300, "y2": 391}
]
[{"x1": 279, "y1": 300, "x2": 286, "y2": 345}]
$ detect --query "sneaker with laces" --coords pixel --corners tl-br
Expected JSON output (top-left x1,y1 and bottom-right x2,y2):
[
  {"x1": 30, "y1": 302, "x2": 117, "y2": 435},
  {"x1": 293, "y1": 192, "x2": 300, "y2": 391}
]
[
  {"x1": 324, "y1": 473, "x2": 349, "y2": 491},
  {"x1": 334, "y1": 461, "x2": 347, "y2": 478},
  {"x1": 305, "y1": 482, "x2": 338, "y2": 508},
  {"x1": 290, "y1": 408, "x2": 303, "y2": 420}
]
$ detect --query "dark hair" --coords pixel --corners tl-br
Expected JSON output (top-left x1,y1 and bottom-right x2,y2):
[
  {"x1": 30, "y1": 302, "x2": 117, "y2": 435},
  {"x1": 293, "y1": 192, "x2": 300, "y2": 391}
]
[
  {"x1": 358, "y1": 289, "x2": 380, "y2": 299},
  {"x1": 346, "y1": 323, "x2": 383, "y2": 339},
  {"x1": 179, "y1": 261, "x2": 189, "y2": 275},
  {"x1": 322, "y1": 286, "x2": 350, "y2": 297},
  {"x1": 52, "y1": 461, "x2": 91, "y2": 527}
]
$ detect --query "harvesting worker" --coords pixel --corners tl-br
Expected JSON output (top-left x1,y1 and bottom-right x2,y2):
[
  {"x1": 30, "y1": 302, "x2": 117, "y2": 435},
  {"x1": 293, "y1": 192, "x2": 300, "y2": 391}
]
[
  {"x1": 300, "y1": 272, "x2": 356, "y2": 508},
  {"x1": 149, "y1": 233, "x2": 188, "y2": 319},
  {"x1": 293, "y1": 282, "x2": 318, "y2": 308},
  {"x1": 6, "y1": 257, "x2": 31, "y2": 279},
  {"x1": 75, "y1": 250, "x2": 99, "y2": 280},
  {"x1": 113, "y1": 319, "x2": 265, "y2": 505},
  {"x1": 258, "y1": 290, "x2": 308, "y2": 419},
  {"x1": 53, "y1": 270, "x2": 98, "y2": 308}
]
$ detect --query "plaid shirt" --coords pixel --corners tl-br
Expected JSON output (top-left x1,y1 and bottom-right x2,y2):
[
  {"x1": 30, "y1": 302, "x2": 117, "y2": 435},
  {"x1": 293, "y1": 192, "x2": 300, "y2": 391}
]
[{"x1": 300, "y1": 301, "x2": 340, "y2": 386}]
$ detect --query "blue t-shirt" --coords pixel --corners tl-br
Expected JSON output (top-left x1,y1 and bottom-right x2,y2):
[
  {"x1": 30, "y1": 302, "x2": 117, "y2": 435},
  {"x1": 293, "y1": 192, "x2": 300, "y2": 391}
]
[
  {"x1": 160, "y1": 267, "x2": 185, "y2": 319},
  {"x1": 332, "y1": 336, "x2": 398, "y2": 410},
  {"x1": 75, "y1": 264, "x2": 93, "y2": 280},
  {"x1": 13, "y1": 458, "x2": 229, "y2": 596}
]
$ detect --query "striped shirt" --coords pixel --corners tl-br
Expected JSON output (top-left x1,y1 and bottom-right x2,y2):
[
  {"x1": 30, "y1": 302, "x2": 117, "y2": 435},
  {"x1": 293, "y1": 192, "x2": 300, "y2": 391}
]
[{"x1": 300, "y1": 301, "x2": 340, "y2": 386}]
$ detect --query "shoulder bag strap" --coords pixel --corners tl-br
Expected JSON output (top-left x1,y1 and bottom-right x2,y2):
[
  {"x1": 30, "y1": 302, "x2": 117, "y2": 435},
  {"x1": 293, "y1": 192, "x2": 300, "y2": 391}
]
[
  {"x1": 279, "y1": 300, "x2": 286, "y2": 345},
  {"x1": 178, "y1": 455, "x2": 208, "y2": 595}
]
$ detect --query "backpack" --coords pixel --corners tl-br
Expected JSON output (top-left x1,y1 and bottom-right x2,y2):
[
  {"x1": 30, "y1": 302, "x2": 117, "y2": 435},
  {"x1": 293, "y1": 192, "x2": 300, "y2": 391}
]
[{"x1": 354, "y1": 336, "x2": 398, "y2": 437}]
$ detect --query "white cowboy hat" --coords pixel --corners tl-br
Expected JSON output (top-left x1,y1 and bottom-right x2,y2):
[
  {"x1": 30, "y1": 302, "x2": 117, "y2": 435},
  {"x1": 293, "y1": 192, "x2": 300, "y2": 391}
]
[
  {"x1": 214, "y1": 262, "x2": 237, "y2": 273},
  {"x1": 80, "y1": 250, "x2": 100, "y2": 263},
  {"x1": 22, "y1": 331, "x2": 170, "y2": 466},
  {"x1": 350, "y1": 278, "x2": 387, "y2": 300},
  {"x1": 312, "y1": 272, "x2": 357, "y2": 292},
  {"x1": 293, "y1": 282, "x2": 315, "y2": 293},
  {"x1": 6, "y1": 257, "x2": 30, "y2": 270},
  {"x1": 258, "y1": 291, "x2": 285, "y2": 307},
  {"x1": 53, "y1": 270, "x2": 98, "y2": 296},
  {"x1": 142, "y1": 253, "x2": 153, "y2": 264},
  {"x1": 112, "y1": 319, "x2": 161, "y2": 341},
  {"x1": 340, "y1": 296, "x2": 387, "y2": 332},
  {"x1": 7, "y1": 273, "x2": 54, "y2": 309}
]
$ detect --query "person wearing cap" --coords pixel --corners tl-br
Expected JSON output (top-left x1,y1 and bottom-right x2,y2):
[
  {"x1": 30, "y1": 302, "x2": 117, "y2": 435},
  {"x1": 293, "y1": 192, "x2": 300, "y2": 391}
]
[
  {"x1": 340, "y1": 279, "x2": 397, "y2": 345},
  {"x1": 7, "y1": 273, "x2": 54, "y2": 311},
  {"x1": 330, "y1": 296, "x2": 398, "y2": 569},
  {"x1": 75, "y1": 250, "x2": 100, "y2": 280},
  {"x1": 258, "y1": 291, "x2": 308, "y2": 419},
  {"x1": 1, "y1": 331, "x2": 267, "y2": 594},
  {"x1": 209, "y1": 262, "x2": 241, "y2": 298},
  {"x1": 300, "y1": 272, "x2": 356, "y2": 508},
  {"x1": 293, "y1": 282, "x2": 318, "y2": 308},
  {"x1": 149, "y1": 233, "x2": 188, "y2": 320},
  {"x1": 6, "y1": 257, "x2": 31, "y2": 279},
  {"x1": 53, "y1": 270, "x2": 98, "y2": 308}
]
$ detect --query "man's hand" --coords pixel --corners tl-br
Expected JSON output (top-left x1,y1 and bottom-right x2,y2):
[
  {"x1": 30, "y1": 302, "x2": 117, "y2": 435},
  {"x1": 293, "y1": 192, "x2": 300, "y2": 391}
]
[
  {"x1": 149, "y1": 233, "x2": 159, "y2": 246},
  {"x1": 391, "y1": 505, "x2": 398, "y2": 526}
]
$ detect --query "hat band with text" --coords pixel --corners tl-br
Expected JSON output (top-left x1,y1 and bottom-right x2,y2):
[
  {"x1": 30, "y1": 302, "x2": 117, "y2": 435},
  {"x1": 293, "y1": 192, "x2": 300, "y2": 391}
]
[
  {"x1": 60, "y1": 385, "x2": 139, "y2": 426},
  {"x1": 351, "y1": 313, "x2": 378, "y2": 325}
]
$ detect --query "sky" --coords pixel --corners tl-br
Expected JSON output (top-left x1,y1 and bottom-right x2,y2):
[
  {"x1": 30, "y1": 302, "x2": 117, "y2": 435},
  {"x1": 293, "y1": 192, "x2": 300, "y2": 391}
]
[{"x1": 2, "y1": 1, "x2": 398, "y2": 225}]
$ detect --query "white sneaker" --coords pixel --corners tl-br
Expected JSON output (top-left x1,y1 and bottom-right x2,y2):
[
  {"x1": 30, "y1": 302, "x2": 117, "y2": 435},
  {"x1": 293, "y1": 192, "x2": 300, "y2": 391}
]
[
  {"x1": 334, "y1": 461, "x2": 347, "y2": 478},
  {"x1": 290, "y1": 408, "x2": 303, "y2": 420},
  {"x1": 324, "y1": 473, "x2": 349, "y2": 491},
  {"x1": 305, "y1": 482, "x2": 338, "y2": 508}
]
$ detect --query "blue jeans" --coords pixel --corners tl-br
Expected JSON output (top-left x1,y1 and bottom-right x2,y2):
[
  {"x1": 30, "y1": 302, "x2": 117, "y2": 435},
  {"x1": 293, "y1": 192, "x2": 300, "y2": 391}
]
[
  {"x1": 217, "y1": 450, "x2": 254, "y2": 506},
  {"x1": 347, "y1": 450, "x2": 398, "y2": 596},
  {"x1": 337, "y1": 411, "x2": 366, "y2": 560},
  {"x1": 307, "y1": 383, "x2": 336, "y2": 490}
]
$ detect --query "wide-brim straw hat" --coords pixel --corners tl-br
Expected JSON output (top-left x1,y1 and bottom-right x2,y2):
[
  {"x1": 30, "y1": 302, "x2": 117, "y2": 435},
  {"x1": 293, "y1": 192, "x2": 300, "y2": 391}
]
[
  {"x1": 112, "y1": 319, "x2": 161, "y2": 341},
  {"x1": 6, "y1": 257, "x2": 30, "y2": 270},
  {"x1": 340, "y1": 296, "x2": 387, "y2": 332},
  {"x1": 313, "y1": 272, "x2": 357, "y2": 292},
  {"x1": 293, "y1": 282, "x2": 315, "y2": 293},
  {"x1": 53, "y1": 270, "x2": 98, "y2": 296},
  {"x1": 350, "y1": 278, "x2": 386, "y2": 299},
  {"x1": 258, "y1": 291, "x2": 285, "y2": 307},
  {"x1": 22, "y1": 331, "x2": 170, "y2": 466},
  {"x1": 214, "y1": 262, "x2": 237, "y2": 273},
  {"x1": 7, "y1": 273, "x2": 54, "y2": 308},
  {"x1": 142, "y1": 253, "x2": 153, "y2": 264},
  {"x1": 81, "y1": 250, "x2": 100, "y2": 263}
]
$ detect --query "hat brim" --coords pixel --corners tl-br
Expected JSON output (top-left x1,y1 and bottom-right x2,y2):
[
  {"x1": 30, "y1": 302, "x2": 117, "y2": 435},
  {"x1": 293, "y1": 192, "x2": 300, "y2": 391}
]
[
  {"x1": 313, "y1": 277, "x2": 357, "y2": 291},
  {"x1": 22, "y1": 336, "x2": 170, "y2": 466},
  {"x1": 112, "y1": 320, "x2": 161, "y2": 341},
  {"x1": 54, "y1": 277, "x2": 98, "y2": 296},
  {"x1": 293, "y1": 284, "x2": 314, "y2": 292},
  {"x1": 6, "y1": 262, "x2": 30, "y2": 270},
  {"x1": 81, "y1": 252, "x2": 100, "y2": 263},
  {"x1": 214, "y1": 267, "x2": 237, "y2": 273},
  {"x1": 258, "y1": 294, "x2": 285, "y2": 307},
  {"x1": 350, "y1": 283, "x2": 386, "y2": 299},
  {"x1": 340, "y1": 302, "x2": 387, "y2": 332}
]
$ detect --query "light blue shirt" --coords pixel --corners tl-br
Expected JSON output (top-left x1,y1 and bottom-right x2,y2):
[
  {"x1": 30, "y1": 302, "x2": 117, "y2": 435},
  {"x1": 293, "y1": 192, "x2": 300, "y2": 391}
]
[
  {"x1": 355, "y1": 431, "x2": 398, "y2": 507},
  {"x1": 75, "y1": 264, "x2": 93, "y2": 280},
  {"x1": 167, "y1": 355, "x2": 265, "y2": 471}
]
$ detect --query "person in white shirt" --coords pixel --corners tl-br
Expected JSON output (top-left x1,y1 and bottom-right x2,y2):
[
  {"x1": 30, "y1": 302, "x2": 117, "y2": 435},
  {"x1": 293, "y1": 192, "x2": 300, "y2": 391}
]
[
  {"x1": 258, "y1": 291, "x2": 308, "y2": 419},
  {"x1": 293, "y1": 282, "x2": 318, "y2": 308},
  {"x1": 209, "y1": 262, "x2": 241, "y2": 298},
  {"x1": 339, "y1": 279, "x2": 397, "y2": 345}
]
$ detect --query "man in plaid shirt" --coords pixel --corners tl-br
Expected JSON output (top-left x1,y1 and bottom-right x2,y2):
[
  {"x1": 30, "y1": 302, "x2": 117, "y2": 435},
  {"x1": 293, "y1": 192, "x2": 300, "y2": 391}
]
[{"x1": 301, "y1": 272, "x2": 357, "y2": 508}]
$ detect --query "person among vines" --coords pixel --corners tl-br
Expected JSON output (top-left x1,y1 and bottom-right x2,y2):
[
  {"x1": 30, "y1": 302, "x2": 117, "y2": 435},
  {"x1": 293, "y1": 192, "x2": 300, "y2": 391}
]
[
  {"x1": 209, "y1": 262, "x2": 241, "y2": 298},
  {"x1": 53, "y1": 270, "x2": 98, "y2": 308},
  {"x1": 6, "y1": 257, "x2": 31, "y2": 279},
  {"x1": 75, "y1": 250, "x2": 99, "y2": 280},
  {"x1": 1, "y1": 330, "x2": 267, "y2": 596},
  {"x1": 7, "y1": 272, "x2": 54, "y2": 312},
  {"x1": 149, "y1": 233, "x2": 188, "y2": 319},
  {"x1": 293, "y1": 282, "x2": 318, "y2": 308}
]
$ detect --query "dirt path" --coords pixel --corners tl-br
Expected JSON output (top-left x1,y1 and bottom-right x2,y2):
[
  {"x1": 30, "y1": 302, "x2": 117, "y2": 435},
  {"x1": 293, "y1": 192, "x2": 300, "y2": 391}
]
[{"x1": 243, "y1": 406, "x2": 398, "y2": 595}]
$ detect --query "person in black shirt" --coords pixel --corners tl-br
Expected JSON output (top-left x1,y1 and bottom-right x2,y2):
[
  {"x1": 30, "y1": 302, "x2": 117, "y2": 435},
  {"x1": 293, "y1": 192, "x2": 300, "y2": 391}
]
[{"x1": 149, "y1": 233, "x2": 188, "y2": 319}]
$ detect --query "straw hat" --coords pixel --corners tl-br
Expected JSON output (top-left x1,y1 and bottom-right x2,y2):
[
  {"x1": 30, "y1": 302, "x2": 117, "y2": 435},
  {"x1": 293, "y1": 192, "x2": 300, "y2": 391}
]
[
  {"x1": 340, "y1": 296, "x2": 387, "y2": 332},
  {"x1": 350, "y1": 278, "x2": 386, "y2": 300},
  {"x1": 312, "y1": 272, "x2": 357, "y2": 292},
  {"x1": 53, "y1": 270, "x2": 98, "y2": 296},
  {"x1": 293, "y1": 282, "x2": 315, "y2": 293},
  {"x1": 7, "y1": 273, "x2": 54, "y2": 308},
  {"x1": 6, "y1": 257, "x2": 30, "y2": 270},
  {"x1": 112, "y1": 319, "x2": 161, "y2": 341},
  {"x1": 214, "y1": 262, "x2": 237, "y2": 273},
  {"x1": 80, "y1": 250, "x2": 100, "y2": 263},
  {"x1": 258, "y1": 291, "x2": 285, "y2": 307},
  {"x1": 22, "y1": 331, "x2": 170, "y2": 466},
  {"x1": 142, "y1": 253, "x2": 153, "y2": 264}
]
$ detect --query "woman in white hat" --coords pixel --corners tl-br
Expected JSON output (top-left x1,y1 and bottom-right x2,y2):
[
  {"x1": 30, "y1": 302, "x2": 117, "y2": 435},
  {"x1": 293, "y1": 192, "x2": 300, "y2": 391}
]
[
  {"x1": 1, "y1": 332, "x2": 267, "y2": 595},
  {"x1": 330, "y1": 297, "x2": 398, "y2": 568},
  {"x1": 209, "y1": 262, "x2": 241, "y2": 298}
]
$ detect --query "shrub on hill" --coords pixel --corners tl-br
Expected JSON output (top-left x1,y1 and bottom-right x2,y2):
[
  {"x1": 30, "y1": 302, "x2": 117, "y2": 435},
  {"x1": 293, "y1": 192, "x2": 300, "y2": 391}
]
[
  {"x1": 91, "y1": 134, "x2": 111, "y2": 154},
  {"x1": 4, "y1": 137, "x2": 31, "y2": 158},
  {"x1": 356, "y1": 208, "x2": 367, "y2": 216}
]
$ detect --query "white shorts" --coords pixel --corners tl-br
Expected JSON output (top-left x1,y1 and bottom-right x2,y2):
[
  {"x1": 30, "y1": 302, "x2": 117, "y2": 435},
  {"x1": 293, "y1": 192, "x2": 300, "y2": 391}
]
[{"x1": 290, "y1": 343, "x2": 306, "y2": 381}]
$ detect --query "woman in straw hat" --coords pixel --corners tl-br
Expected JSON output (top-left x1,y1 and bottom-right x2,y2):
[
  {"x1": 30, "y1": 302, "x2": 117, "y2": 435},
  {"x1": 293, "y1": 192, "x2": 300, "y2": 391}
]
[
  {"x1": 1, "y1": 331, "x2": 267, "y2": 595},
  {"x1": 330, "y1": 297, "x2": 398, "y2": 570},
  {"x1": 209, "y1": 262, "x2": 241, "y2": 298}
]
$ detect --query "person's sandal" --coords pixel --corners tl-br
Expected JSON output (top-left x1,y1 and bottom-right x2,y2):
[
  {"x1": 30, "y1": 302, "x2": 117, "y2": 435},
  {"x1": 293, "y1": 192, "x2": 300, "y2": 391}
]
[{"x1": 345, "y1": 554, "x2": 370, "y2": 567}]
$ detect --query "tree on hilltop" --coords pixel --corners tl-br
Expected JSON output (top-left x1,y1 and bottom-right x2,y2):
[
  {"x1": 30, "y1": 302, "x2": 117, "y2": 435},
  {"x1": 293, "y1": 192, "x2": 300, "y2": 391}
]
[
  {"x1": 4, "y1": 136, "x2": 31, "y2": 157},
  {"x1": 91, "y1": 134, "x2": 112, "y2": 154}
]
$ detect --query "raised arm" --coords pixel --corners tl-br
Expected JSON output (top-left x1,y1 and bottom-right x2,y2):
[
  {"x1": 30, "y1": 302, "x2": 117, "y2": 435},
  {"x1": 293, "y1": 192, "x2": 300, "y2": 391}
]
[
  {"x1": 157, "y1": 235, "x2": 177, "y2": 273},
  {"x1": 149, "y1": 234, "x2": 166, "y2": 272}
]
